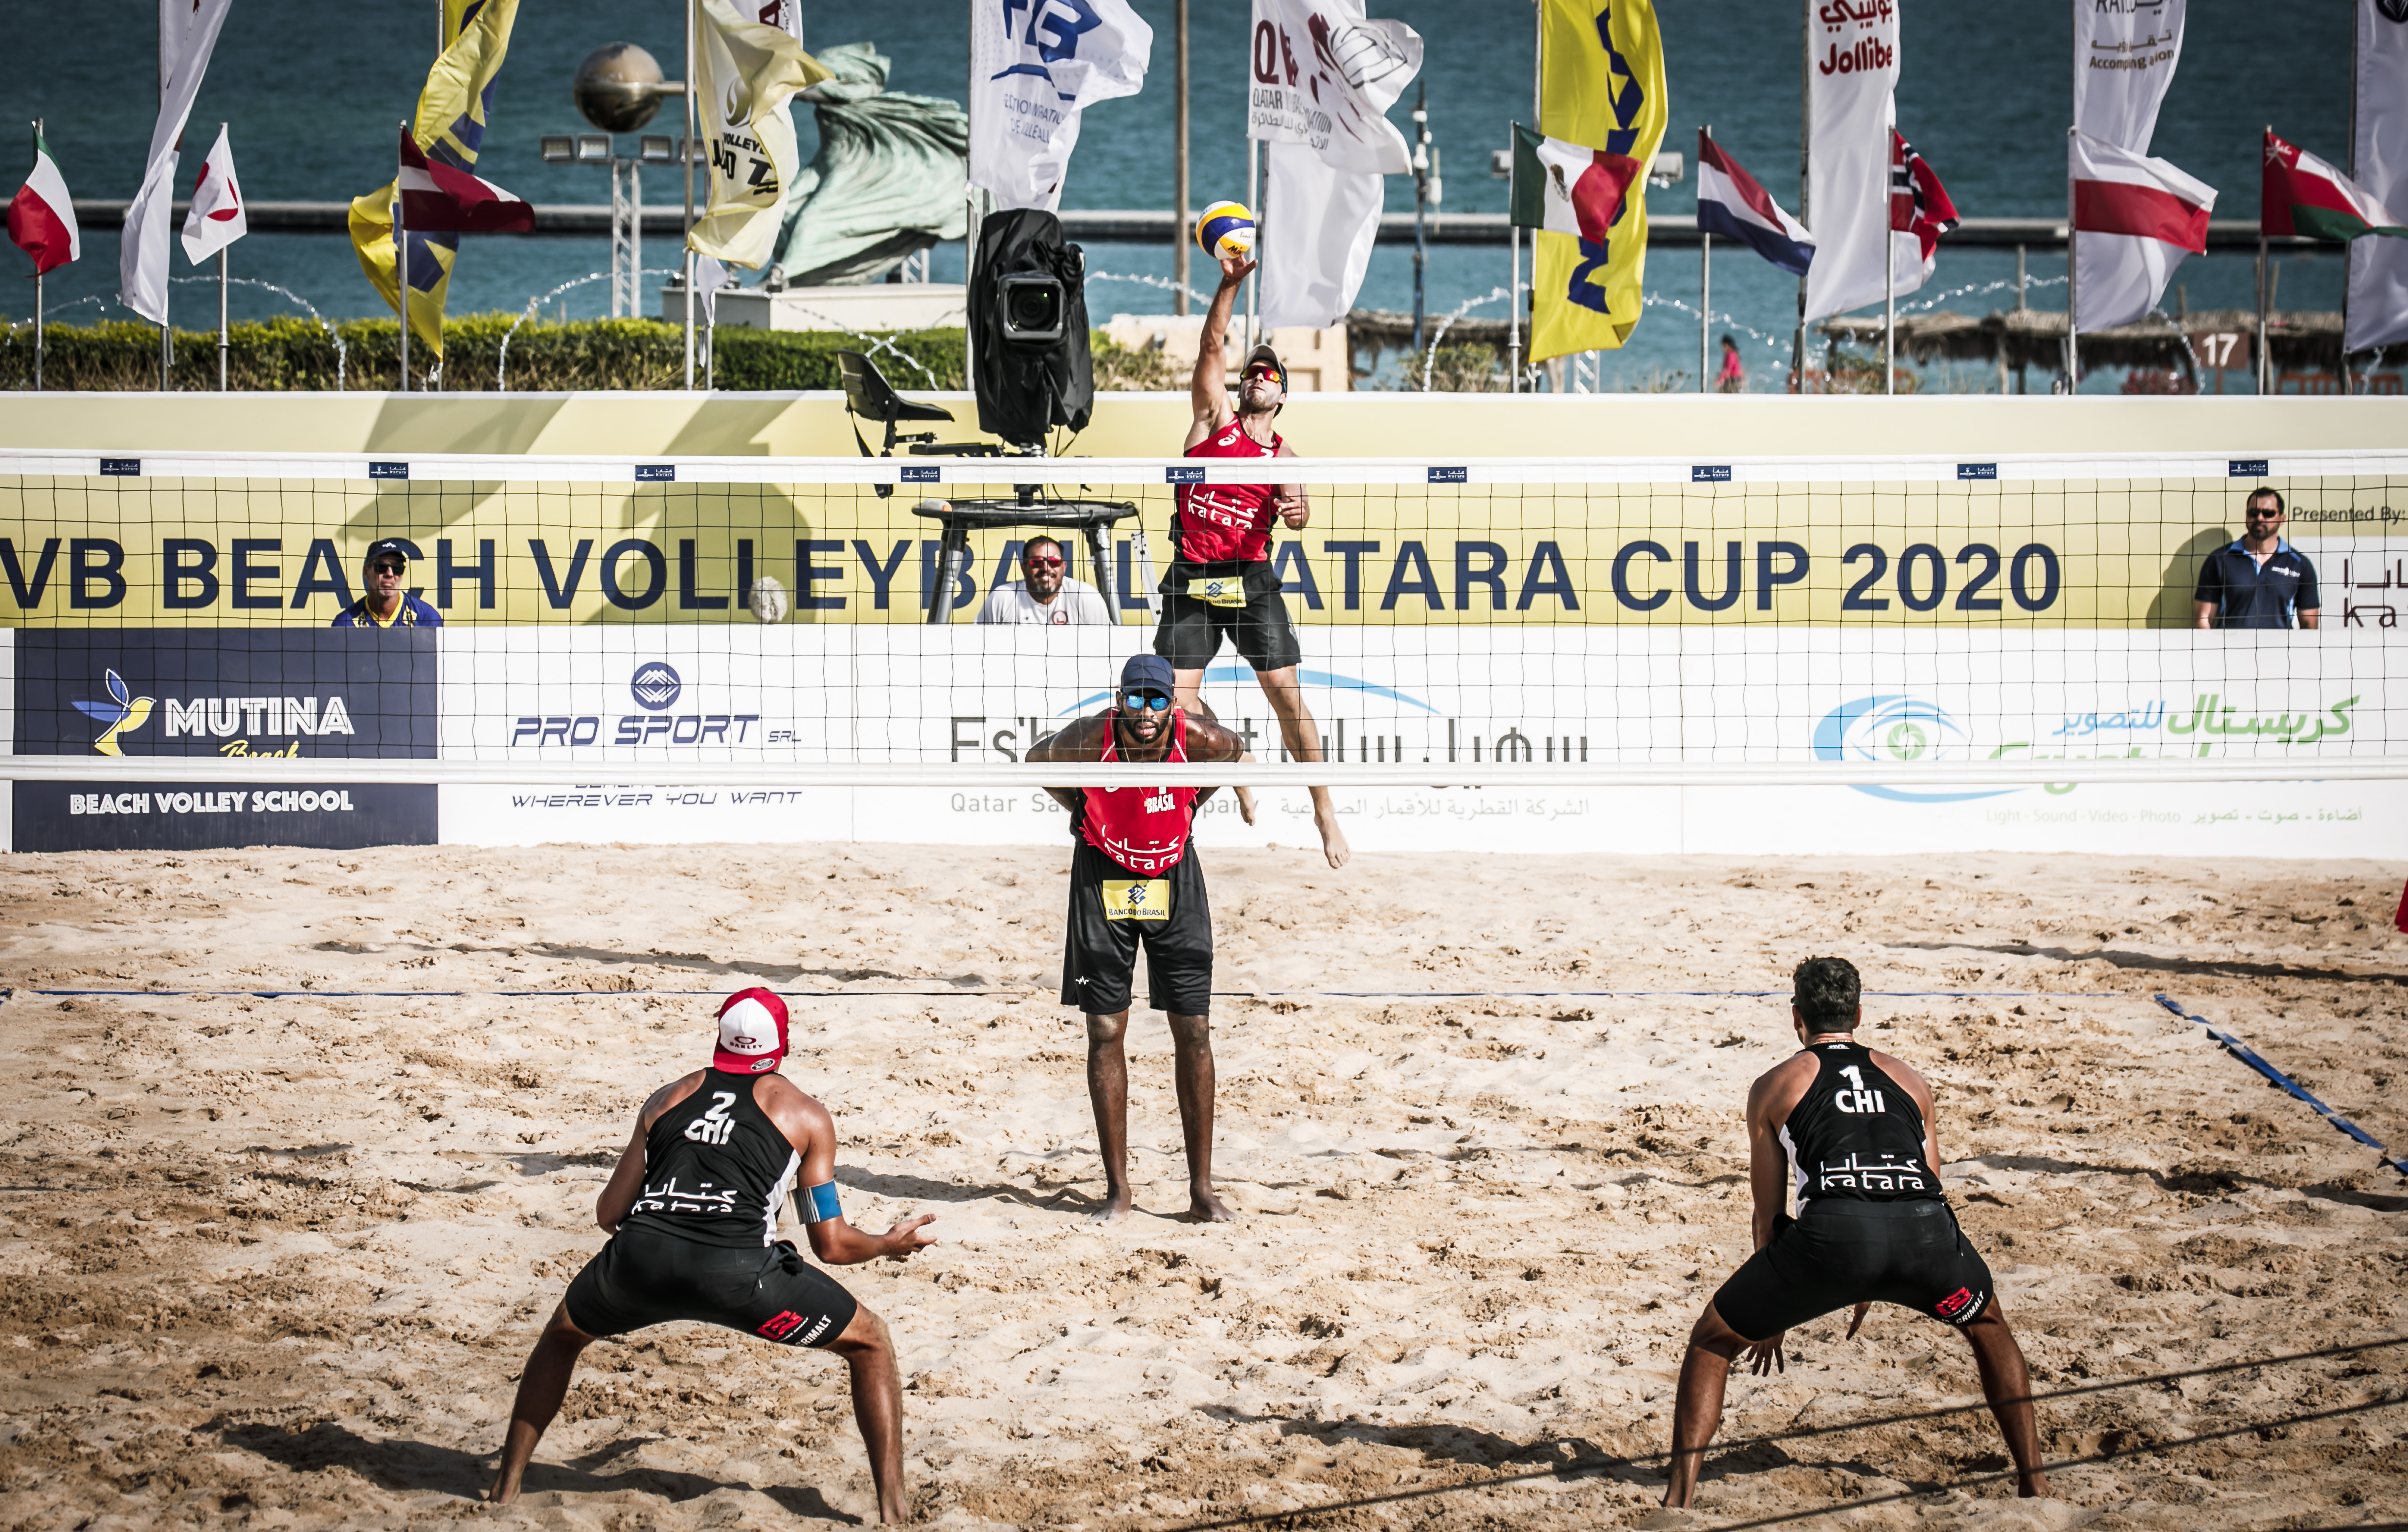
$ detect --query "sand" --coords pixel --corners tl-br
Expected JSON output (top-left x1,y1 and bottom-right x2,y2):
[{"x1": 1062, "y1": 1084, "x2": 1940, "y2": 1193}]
[{"x1": 1, "y1": 843, "x2": 2404, "y2": 1531}]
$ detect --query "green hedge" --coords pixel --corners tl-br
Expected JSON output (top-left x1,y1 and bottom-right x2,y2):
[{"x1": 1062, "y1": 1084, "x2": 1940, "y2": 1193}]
[{"x1": 0, "y1": 313, "x2": 973, "y2": 393}]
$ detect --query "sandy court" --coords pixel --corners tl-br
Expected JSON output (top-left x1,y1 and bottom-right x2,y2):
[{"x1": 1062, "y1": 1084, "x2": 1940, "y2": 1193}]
[{"x1": 0, "y1": 842, "x2": 2404, "y2": 1531}]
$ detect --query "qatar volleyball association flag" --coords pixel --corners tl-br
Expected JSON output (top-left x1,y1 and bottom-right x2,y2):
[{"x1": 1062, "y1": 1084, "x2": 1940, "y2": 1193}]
[
  {"x1": 2262, "y1": 130, "x2": 2408, "y2": 242},
  {"x1": 1696, "y1": 132, "x2": 1811, "y2": 276},
  {"x1": 7, "y1": 132, "x2": 79, "y2": 274},
  {"x1": 179, "y1": 123, "x2": 246, "y2": 264},
  {"x1": 2071, "y1": 128, "x2": 2215, "y2": 332}
]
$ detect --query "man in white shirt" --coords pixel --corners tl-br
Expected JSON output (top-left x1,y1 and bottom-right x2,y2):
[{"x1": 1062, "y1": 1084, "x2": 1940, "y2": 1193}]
[{"x1": 975, "y1": 537, "x2": 1114, "y2": 626}]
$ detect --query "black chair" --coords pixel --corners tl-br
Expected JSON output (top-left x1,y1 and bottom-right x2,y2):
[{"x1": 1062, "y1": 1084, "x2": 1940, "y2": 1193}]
[{"x1": 837, "y1": 350, "x2": 956, "y2": 456}]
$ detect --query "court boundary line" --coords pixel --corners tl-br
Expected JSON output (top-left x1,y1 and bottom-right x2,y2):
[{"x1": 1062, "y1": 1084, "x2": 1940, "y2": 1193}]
[{"x1": 2155, "y1": 993, "x2": 2408, "y2": 1178}]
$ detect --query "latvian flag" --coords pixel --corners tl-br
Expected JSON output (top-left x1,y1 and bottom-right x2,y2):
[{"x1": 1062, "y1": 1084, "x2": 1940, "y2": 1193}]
[
  {"x1": 2262, "y1": 130, "x2": 2408, "y2": 243},
  {"x1": 2070, "y1": 129, "x2": 2215, "y2": 332},
  {"x1": 7, "y1": 131, "x2": 80, "y2": 274},
  {"x1": 1509, "y1": 122, "x2": 1639, "y2": 246},
  {"x1": 1696, "y1": 131, "x2": 1812, "y2": 277},
  {"x1": 399, "y1": 126, "x2": 535, "y2": 234}
]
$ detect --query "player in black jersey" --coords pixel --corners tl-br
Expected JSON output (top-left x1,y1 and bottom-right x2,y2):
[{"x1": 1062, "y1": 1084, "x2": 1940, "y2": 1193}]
[
  {"x1": 486, "y1": 990, "x2": 937, "y2": 1524},
  {"x1": 1663, "y1": 958, "x2": 2049, "y2": 1508}
]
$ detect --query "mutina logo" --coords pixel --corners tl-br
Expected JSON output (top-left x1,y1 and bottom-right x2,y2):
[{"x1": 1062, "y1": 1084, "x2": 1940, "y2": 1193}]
[
  {"x1": 71, "y1": 670, "x2": 153, "y2": 756},
  {"x1": 631, "y1": 662, "x2": 682, "y2": 711},
  {"x1": 1812, "y1": 694, "x2": 2016, "y2": 805}
]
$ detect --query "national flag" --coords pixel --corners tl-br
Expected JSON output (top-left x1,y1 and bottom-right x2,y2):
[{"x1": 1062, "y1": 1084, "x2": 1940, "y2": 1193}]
[
  {"x1": 2071, "y1": 128, "x2": 2216, "y2": 332},
  {"x1": 121, "y1": 0, "x2": 234, "y2": 325},
  {"x1": 1695, "y1": 131, "x2": 1811, "y2": 277},
  {"x1": 1888, "y1": 129, "x2": 1959, "y2": 296},
  {"x1": 691, "y1": 0, "x2": 831, "y2": 268},
  {"x1": 2262, "y1": 130, "x2": 2408, "y2": 242},
  {"x1": 1510, "y1": 123, "x2": 1638, "y2": 246},
  {"x1": 349, "y1": 0, "x2": 524, "y2": 359},
  {"x1": 397, "y1": 127, "x2": 532, "y2": 233},
  {"x1": 1529, "y1": 0, "x2": 1667, "y2": 362},
  {"x1": 179, "y1": 123, "x2": 246, "y2": 265},
  {"x1": 7, "y1": 131, "x2": 79, "y2": 274}
]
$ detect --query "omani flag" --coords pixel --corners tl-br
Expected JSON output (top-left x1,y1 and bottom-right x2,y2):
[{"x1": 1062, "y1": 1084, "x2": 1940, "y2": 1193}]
[{"x1": 2262, "y1": 129, "x2": 2408, "y2": 241}]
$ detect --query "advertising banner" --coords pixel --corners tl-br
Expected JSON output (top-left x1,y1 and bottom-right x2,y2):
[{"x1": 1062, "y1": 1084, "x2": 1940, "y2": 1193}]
[
  {"x1": 2348, "y1": 0, "x2": 2408, "y2": 353},
  {"x1": 2073, "y1": 0, "x2": 2186, "y2": 154},
  {"x1": 1804, "y1": 0, "x2": 1900, "y2": 323},
  {"x1": 7, "y1": 475, "x2": 2404, "y2": 631}
]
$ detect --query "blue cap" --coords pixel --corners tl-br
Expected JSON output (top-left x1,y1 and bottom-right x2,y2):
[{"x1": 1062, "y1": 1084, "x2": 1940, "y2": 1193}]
[{"x1": 1120, "y1": 654, "x2": 1175, "y2": 696}]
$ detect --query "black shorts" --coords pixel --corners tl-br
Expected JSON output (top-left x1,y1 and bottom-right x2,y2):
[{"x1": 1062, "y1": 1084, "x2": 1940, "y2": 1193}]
[
  {"x1": 1153, "y1": 562, "x2": 1303, "y2": 673},
  {"x1": 1710, "y1": 1198, "x2": 1995, "y2": 1342},
  {"x1": 563, "y1": 1225, "x2": 858, "y2": 1349},
  {"x1": 1059, "y1": 838, "x2": 1214, "y2": 1015}
]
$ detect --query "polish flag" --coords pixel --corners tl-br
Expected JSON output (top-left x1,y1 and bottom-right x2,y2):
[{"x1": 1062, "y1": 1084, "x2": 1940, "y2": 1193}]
[
  {"x1": 6, "y1": 131, "x2": 80, "y2": 275},
  {"x1": 398, "y1": 127, "x2": 535, "y2": 234},
  {"x1": 1696, "y1": 131, "x2": 1813, "y2": 277},
  {"x1": 2071, "y1": 128, "x2": 2216, "y2": 332},
  {"x1": 180, "y1": 123, "x2": 247, "y2": 264}
]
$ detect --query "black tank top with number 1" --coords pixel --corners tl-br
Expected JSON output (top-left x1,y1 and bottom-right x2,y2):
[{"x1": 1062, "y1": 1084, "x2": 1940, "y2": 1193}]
[
  {"x1": 1778, "y1": 1040, "x2": 1938, "y2": 1206},
  {"x1": 619, "y1": 1069, "x2": 803, "y2": 1249}
]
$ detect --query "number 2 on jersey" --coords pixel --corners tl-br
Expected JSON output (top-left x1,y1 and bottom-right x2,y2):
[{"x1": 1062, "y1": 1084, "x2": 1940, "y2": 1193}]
[{"x1": 684, "y1": 1091, "x2": 738, "y2": 1146}]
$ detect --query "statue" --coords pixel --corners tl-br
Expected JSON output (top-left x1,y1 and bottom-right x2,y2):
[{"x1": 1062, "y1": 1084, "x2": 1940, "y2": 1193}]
[{"x1": 762, "y1": 43, "x2": 968, "y2": 288}]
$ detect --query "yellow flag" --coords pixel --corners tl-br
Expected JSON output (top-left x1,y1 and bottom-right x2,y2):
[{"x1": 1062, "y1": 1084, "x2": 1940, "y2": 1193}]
[
  {"x1": 1530, "y1": 0, "x2": 1668, "y2": 363},
  {"x1": 347, "y1": 0, "x2": 522, "y2": 360},
  {"x1": 690, "y1": 0, "x2": 830, "y2": 269}
]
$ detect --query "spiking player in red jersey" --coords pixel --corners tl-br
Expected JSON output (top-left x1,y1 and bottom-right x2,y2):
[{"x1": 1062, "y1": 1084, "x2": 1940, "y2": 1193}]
[
  {"x1": 1030, "y1": 654, "x2": 1252, "y2": 1222},
  {"x1": 1157, "y1": 252, "x2": 1349, "y2": 870}
]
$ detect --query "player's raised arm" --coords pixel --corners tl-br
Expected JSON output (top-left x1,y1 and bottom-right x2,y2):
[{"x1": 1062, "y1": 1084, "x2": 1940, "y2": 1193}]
[{"x1": 1189, "y1": 255, "x2": 1252, "y2": 446}]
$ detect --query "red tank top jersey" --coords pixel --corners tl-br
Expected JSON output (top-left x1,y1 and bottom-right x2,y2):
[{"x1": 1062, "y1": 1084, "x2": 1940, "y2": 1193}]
[
  {"x1": 1081, "y1": 709, "x2": 1199, "y2": 875},
  {"x1": 1173, "y1": 420, "x2": 1285, "y2": 563}
]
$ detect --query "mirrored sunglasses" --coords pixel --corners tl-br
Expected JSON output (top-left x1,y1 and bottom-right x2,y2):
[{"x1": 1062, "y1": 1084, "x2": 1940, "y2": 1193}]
[
  {"x1": 1024, "y1": 554, "x2": 1065, "y2": 568},
  {"x1": 1119, "y1": 690, "x2": 1172, "y2": 712}
]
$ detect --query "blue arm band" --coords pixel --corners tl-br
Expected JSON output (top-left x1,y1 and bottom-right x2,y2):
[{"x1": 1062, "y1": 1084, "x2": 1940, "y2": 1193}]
[{"x1": 801, "y1": 1181, "x2": 842, "y2": 1224}]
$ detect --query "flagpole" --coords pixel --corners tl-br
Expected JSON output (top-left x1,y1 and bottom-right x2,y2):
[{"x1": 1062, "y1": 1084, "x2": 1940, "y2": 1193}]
[
  {"x1": 215, "y1": 120, "x2": 229, "y2": 392},
  {"x1": 683, "y1": 0, "x2": 697, "y2": 390},
  {"x1": 1530, "y1": 0, "x2": 1542, "y2": 391},
  {"x1": 1173, "y1": 0, "x2": 1190, "y2": 318},
  {"x1": 1796, "y1": 0, "x2": 1810, "y2": 393},
  {"x1": 2066, "y1": 127, "x2": 2078, "y2": 395},
  {"x1": 1700, "y1": 127, "x2": 1711, "y2": 395},
  {"x1": 1883, "y1": 180, "x2": 1894, "y2": 396},
  {"x1": 396, "y1": 122, "x2": 411, "y2": 394},
  {"x1": 964, "y1": 0, "x2": 978, "y2": 392},
  {"x1": 30, "y1": 118, "x2": 42, "y2": 394},
  {"x1": 1245, "y1": 139, "x2": 1259, "y2": 353}
]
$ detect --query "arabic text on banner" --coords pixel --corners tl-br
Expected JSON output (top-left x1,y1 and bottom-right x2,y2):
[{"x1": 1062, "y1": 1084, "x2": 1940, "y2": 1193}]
[
  {"x1": 1802, "y1": 0, "x2": 1900, "y2": 323},
  {"x1": 1530, "y1": 0, "x2": 1668, "y2": 362},
  {"x1": 2074, "y1": 0, "x2": 2187, "y2": 154}
]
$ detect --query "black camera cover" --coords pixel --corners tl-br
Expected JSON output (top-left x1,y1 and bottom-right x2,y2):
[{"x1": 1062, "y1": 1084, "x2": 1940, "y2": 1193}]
[{"x1": 969, "y1": 208, "x2": 1093, "y2": 447}]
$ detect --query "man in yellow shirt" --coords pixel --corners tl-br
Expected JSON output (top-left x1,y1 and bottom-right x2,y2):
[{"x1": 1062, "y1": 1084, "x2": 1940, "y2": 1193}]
[{"x1": 332, "y1": 539, "x2": 443, "y2": 627}]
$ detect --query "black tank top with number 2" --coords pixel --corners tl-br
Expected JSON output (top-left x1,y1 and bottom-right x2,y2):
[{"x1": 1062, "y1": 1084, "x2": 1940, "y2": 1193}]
[
  {"x1": 619, "y1": 1069, "x2": 803, "y2": 1249},
  {"x1": 1778, "y1": 1041, "x2": 1938, "y2": 1206}
]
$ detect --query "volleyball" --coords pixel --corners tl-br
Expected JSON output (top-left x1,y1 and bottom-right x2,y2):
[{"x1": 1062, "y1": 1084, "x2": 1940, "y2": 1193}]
[
  {"x1": 747, "y1": 574, "x2": 789, "y2": 624},
  {"x1": 1196, "y1": 201, "x2": 1256, "y2": 261}
]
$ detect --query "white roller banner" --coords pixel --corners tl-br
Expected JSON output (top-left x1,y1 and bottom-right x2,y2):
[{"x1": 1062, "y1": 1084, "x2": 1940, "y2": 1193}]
[
  {"x1": 2073, "y1": 0, "x2": 2186, "y2": 153},
  {"x1": 1803, "y1": 0, "x2": 1900, "y2": 323},
  {"x1": 969, "y1": 0, "x2": 1152, "y2": 212},
  {"x1": 2347, "y1": 0, "x2": 2408, "y2": 353}
]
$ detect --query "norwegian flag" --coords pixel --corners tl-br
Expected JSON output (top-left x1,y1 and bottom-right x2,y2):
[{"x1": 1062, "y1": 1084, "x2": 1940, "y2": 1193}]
[
  {"x1": 1889, "y1": 130, "x2": 1959, "y2": 293},
  {"x1": 397, "y1": 126, "x2": 534, "y2": 234}
]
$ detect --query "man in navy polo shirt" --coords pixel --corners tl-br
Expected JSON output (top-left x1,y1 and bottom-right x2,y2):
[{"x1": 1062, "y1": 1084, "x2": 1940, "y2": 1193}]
[
  {"x1": 333, "y1": 538, "x2": 444, "y2": 628},
  {"x1": 2193, "y1": 489, "x2": 2320, "y2": 630}
]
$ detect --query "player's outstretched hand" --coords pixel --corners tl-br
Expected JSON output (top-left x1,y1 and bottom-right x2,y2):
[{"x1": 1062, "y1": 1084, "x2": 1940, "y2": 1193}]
[
  {"x1": 1742, "y1": 1331, "x2": 1787, "y2": 1376},
  {"x1": 1219, "y1": 253, "x2": 1258, "y2": 285},
  {"x1": 1274, "y1": 494, "x2": 1308, "y2": 529},
  {"x1": 881, "y1": 1214, "x2": 938, "y2": 1261},
  {"x1": 1844, "y1": 1302, "x2": 1871, "y2": 1340}
]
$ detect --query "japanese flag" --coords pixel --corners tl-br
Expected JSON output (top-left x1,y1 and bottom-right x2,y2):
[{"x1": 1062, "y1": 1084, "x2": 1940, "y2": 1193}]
[{"x1": 180, "y1": 123, "x2": 247, "y2": 265}]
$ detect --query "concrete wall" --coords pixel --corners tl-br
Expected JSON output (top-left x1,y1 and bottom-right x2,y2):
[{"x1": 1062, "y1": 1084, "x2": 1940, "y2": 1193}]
[{"x1": 2, "y1": 390, "x2": 2405, "y2": 460}]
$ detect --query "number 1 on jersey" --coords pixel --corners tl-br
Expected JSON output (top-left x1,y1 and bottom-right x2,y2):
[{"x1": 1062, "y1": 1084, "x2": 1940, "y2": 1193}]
[{"x1": 1835, "y1": 1064, "x2": 1886, "y2": 1116}]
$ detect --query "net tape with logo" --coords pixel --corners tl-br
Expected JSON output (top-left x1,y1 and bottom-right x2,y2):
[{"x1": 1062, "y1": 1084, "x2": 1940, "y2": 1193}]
[{"x1": 4, "y1": 448, "x2": 2403, "y2": 789}]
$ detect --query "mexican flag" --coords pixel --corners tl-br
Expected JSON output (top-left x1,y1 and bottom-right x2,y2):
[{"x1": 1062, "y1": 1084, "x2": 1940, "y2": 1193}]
[
  {"x1": 1508, "y1": 121, "x2": 1640, "y2": 246},
  {"x1": 2263, "y1": 129, "x2": 2408, "y2": 242},
  {"x1": 6, "y1": 132, "x2": 79, "y2": 274}
]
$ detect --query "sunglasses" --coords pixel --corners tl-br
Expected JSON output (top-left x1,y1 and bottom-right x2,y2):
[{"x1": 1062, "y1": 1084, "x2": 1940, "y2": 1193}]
[
  {"x1": 1023, "y1": 554, "x2": 1064, "y2": 569},
  {"x1": 2247, "y1": 508, "x2": 2282, "y2": 518},
  {"x1": 1119, "y1": 690, "x2": 1172, "y2": 712},
  {"x1": 369, "y1": 560, "x2": 406, "y2": 574}
]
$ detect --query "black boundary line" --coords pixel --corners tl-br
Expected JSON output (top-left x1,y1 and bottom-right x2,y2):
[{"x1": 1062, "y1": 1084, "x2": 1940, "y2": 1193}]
[{"x1": 1157, "y1": 1337, "x2": 2408, "y2": 1532}]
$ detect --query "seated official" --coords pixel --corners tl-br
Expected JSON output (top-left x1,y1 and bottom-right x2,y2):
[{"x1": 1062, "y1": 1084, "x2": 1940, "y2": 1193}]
[
  {"x1": 976, "y1": 537, "x2": 1113, "y2": 626},
  {"x1": 333, "y1": 538, "x2": 443, "y2": 627}
]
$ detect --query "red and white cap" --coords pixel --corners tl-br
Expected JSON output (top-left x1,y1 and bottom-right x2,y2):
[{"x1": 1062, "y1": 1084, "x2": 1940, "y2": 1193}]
[{"x1": 713, "y1": 988, "x2": 789, "y2": 1074}]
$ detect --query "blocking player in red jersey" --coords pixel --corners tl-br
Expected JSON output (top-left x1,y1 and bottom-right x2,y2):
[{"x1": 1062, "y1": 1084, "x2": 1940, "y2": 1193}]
[
  {"x1": 1029, "y1": 654, "x2": 1252, "y2": 1223},
  {"x1": 1158, "y1": 252, "x2": 1350, "y2": 871}
]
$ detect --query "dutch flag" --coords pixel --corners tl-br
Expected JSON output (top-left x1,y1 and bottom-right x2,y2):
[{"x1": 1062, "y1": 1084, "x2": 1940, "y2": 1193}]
[{"x1": 1696, "y1": 131, "x2": 1813, "y2": 278}]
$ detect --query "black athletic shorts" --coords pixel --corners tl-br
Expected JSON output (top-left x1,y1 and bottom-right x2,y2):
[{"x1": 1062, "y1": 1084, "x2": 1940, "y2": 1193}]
[
  {"x1": 1153, "y1": 561, "x2": 1303, "y2": 674},
  {"x1": 1711, "y1": 1197, "x2": 1995, "y2": 1342},
  {"x1": 563, "y1": 1225, "x2": 858, "y2": 1349},
  {"x1": 1059, "y1": 838, "x2": 1214, "y2": 1015}
]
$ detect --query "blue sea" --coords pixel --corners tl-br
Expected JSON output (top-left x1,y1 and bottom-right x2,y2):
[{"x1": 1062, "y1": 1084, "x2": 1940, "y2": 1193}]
[{"x1": 0, "y1": 0, "x2": 2355, "y2": 392}]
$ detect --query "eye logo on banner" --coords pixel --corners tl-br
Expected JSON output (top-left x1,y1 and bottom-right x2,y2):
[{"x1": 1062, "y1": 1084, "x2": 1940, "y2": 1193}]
[
  {"x1": 72, "y1": 670, "x2": 156, "y2": 756},
  {"x1": 632, "y1": 662, "x2": 684, "y2": 711},
  {"x1": 1813, "y1": 695, "x2": 2017, "y2": 805}
]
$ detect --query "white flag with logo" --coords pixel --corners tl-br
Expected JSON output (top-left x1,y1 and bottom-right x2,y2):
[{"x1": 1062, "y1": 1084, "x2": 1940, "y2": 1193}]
[
  {"x1": 2074, "y1": 0, "x2": 2186, "y2": 153},
  {"x1": 1802, "y1": 0, "x2": 1900, "y2": 322},
  {"x1": 690, "y1": 0, "x2": 830, "y2": 269},
  {"x1": 2348, "y1": 0, "x2": 2408, "y2": 353},
  {"x1": 180, "y1": 122, "x2": 246, "y2": 264},
  {"x1": 969, "y1": 0, "x2": 1152, "y2": 212},
  {"x1": 121, "y1": 0, "x2": 234, "y2": 324},
  {"x1": 1249, "y1": 0, "x2": 1420, "y2": 328}
]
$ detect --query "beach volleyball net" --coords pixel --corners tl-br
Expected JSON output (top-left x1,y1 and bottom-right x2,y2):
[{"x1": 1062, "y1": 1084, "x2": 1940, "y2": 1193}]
[{"x1": 2, "y1": 447, "x2": 2404, "y2": 791}]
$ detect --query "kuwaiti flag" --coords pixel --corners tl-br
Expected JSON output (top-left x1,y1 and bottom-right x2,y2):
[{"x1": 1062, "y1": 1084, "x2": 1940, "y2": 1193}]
[
  {"x1": 1696, "y1": 131, "x2": 1811, "y2": 276},
  {"x1": 179, "y1": 123, "x2": 246, "y2": 264},
  {"x1": 1510, "y1": 122, "x2": 1639, "y2": 245},
  {"x1": 2071, "y1": 128, "x2": 2215, "y2": 332},
  {"x1": 2263, "y1": 130, "x2": 2408, "y2": 242},
  {"x1": 397, "y1": 126, "x2": 534, "y2": 233},
  {"x1": 6, "y1": 131, "x2": 79, "y2": 274}
]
